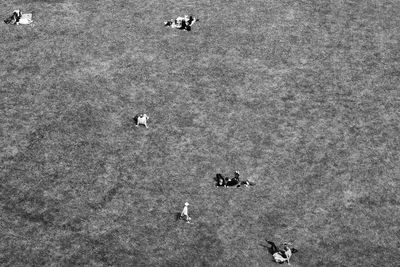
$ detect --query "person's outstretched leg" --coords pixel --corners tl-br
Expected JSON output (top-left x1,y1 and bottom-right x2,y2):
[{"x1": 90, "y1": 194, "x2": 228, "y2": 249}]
[{"x1": 267, "y1": 241, "x2": 279, "y2": 254}]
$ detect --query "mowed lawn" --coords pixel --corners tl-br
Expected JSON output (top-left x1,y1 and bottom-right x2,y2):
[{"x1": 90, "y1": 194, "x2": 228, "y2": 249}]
[{"x1": 1, "y1": 0, "x2": 399, "y2": 266}]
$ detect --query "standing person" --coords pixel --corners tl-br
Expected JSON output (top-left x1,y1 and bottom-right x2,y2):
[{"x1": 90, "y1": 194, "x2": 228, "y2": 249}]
[{"x1": 180, "y1": 202, "x2": 191, "y2": 223}]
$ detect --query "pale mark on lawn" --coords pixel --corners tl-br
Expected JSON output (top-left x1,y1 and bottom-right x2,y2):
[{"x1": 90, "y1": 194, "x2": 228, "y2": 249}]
[
  {"x1": 2, "y1": 145, "x2": 19, "y2": 158},
  {"x1": 74, "y1": 56, "x2": 114, "y2": 77},
  {"x1": 314, "y1": 207, "x2": 328, "y2": 214},
  {"x1": 343, "y1": 189, "x2": 364, "y2": 208},
  {"x1": 286, "y1": 9, "x2": 295, "y2": 20}
]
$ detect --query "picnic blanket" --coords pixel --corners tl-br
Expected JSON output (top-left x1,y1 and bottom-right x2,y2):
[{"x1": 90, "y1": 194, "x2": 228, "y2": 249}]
[{"x1": 18, "y1": 13, "x2": 33, "y2": 25}]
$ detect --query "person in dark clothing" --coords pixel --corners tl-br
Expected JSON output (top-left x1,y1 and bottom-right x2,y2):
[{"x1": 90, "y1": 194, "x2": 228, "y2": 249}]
[
  {"x1": 266, "y1": 240, "x2": 298, "y2": 265},
  {"x1": 4, "y1": 10, "x2": 21, "y2": 24}
]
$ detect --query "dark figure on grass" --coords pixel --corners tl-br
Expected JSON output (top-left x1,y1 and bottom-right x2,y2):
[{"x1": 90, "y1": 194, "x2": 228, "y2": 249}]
[
  {"x1": 178, "y1": 202, "x2": 191, "y2": 223},
  {"x1": 164, "y1": 15, "x2": 199, "y2": 31},
  {"x1": 216, "y1": 173, "x2": 226, "y2": 187},
  {"x1": 215, "y1": 171, "x2": 255, "y2": 187},
  {"x1": 4, "y1": 10, "x2": 21, "y2": 24},
  {"x1": 266, "y1": 240, "x2": 298, "y2": 265},
  {"x1": 4, "y1": 10, "x2": 32, "y2": 25}
]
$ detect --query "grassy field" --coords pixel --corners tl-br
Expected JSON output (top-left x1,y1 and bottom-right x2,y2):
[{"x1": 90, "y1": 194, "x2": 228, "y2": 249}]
[{"x1": 1, "y1": 0, "x2": 400, "y2": 266}]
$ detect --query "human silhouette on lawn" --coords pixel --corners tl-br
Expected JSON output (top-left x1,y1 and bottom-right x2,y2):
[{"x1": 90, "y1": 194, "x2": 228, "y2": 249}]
[
  {"x1": 180, "y1": 202, "x2": 191, "y2": 223},
  {"x1": 266, "y1": 240, "x2": 298, "y2": 265}
]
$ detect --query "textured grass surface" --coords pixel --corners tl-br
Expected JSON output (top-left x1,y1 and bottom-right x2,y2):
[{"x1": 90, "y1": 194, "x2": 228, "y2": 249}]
[{"x1": 1, "y1": 0, "x2": 400, "y2": 266}]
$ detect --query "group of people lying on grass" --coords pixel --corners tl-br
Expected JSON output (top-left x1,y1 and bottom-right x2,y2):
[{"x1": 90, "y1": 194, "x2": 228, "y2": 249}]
[
  {"x1": 215, "y1": 171, "x2": 256, "y2": 187},
  {"x1": 164, "y1": 15, "x2": 199, "y2": 31},
  {"x1": 4, "y1": 10, "x2": 33, "y2": 25},
  {"x1": 265, "y1": 240, "x2": 298, "y2": 265}
]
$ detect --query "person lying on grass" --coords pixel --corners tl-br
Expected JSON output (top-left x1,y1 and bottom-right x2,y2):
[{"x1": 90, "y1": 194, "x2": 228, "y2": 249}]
[
  {"x1": 164, "y1": 15, "x2": 199, "y2": 31},
  {"x1": 266, "y1": 240, "x2": 298, "y2": 265},
  {"x1": 215, "y1": 171, "x2": 256, "y2": 187},
  {"x1": 4, "y1": 10, "x2": 32, "y2": 25}
]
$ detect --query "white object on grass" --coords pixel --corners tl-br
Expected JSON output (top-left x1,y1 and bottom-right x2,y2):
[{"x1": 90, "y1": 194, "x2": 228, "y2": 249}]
[
  {"x1": 17, "y1": 13, "x2": 33, "y2": 25},
  {"x1": 136, "y1": 113, "x2": 149, "y2": 128}
]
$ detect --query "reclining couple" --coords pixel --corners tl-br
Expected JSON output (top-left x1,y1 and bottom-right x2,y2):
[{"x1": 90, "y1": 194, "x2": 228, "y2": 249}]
[
  {"x1": 215, "y1": 171, "x2": 255, "y2": 188},
  {"x1": 4, "y1": 10, "x2": 33, "y2": 25},
  {"x1": 164, "y1": 15, "x2": 199, "y2": 31},
  {"x1": 266, "y1": 240, "x2": 298, "y2": 265}
]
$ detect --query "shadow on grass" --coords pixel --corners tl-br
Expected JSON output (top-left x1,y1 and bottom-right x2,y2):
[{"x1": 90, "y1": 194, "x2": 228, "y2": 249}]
[
  {"x1": 1, "y1": 185, "x2": 57, "y2": 227},
  {"x1": 88, "y1": 182, "x2": 123, "y2": 211},
  {"x1": 174, "y1": 212, "x2": 182, "y2": 221}
]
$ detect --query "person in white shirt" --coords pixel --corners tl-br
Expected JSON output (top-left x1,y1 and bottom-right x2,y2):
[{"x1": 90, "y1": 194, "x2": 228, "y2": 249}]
[
  {"x1": 164, "y1": 15, "x2": 199, "y2": 31},
  {"x1": 180, "y1": 202, "x2": 191, "y2": 223},
  {"x1": 266, "y1": 240, "x2": 298, "y2": 265},
  {"x1": 135, "y1": 113, "x2": 149, "y2": 128},
  {"x1": 4, "y1": 10, "x2": 32, "y2": 25}
]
